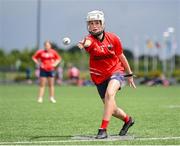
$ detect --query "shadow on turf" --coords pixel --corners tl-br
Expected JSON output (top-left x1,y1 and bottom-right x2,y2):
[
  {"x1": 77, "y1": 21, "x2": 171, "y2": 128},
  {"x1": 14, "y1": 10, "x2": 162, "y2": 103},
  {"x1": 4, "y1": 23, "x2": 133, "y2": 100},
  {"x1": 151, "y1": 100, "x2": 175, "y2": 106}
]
[
  {"x1": 29, "y1": 135, "x2": 72, "y2": 141},
  {"x1": 30, "y1": 134, "x2": 134, "y2": 141}
]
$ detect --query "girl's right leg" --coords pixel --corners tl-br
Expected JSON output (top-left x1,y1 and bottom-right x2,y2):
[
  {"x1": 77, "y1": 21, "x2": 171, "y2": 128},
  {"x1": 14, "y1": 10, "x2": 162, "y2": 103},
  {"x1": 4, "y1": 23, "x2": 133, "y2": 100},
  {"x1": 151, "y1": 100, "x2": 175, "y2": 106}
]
[{"x1": 96, "y1": 79, "x2": 120, "y2": 139}]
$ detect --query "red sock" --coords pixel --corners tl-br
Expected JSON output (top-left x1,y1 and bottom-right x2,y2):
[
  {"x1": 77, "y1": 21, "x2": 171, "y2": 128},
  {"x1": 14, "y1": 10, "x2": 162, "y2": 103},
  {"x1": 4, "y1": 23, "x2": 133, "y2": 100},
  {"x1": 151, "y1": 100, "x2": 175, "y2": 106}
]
[
  {"x1": 124, "y1": 115, "x2": 130, "y2": 123},
  {"x1": 100, "y1": 120, "x2": 109, "y2": 129}
]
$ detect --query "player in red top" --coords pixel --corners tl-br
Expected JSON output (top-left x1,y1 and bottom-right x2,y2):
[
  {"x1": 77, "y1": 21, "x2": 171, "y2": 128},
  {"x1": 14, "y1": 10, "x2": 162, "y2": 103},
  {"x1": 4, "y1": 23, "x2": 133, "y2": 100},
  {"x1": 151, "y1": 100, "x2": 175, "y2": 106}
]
[
  {"x1": 32, "y1": 40, "x2": 61, "y2": 103},
  {"x1": 78, "y1": 10, "x2": 136, "y2": 139}
]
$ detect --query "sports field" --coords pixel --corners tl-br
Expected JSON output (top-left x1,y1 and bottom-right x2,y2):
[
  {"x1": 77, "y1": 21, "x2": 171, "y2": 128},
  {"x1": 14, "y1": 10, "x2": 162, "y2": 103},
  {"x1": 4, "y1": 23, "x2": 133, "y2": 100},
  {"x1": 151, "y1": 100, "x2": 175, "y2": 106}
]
[{"x1": 0, "y1": 85, "x2": 180, "y2": 145}]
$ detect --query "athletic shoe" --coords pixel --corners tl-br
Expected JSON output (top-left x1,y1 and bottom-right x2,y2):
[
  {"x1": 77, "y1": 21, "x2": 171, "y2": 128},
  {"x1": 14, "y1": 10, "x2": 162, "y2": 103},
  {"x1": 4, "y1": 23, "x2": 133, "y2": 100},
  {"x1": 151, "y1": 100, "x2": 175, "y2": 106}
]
[
  {"x1": 50, "y1": 97, "x2": 56, "y2": 103},
  {"x1": 119, "y1": 117, "x2": 134, "y2": 136},
  {"x1": 37, "y1": 97, "x2": 43, "y2": 103},
  {"x1": 95, "y1": 128, "x2": 108, "y2": 139}
]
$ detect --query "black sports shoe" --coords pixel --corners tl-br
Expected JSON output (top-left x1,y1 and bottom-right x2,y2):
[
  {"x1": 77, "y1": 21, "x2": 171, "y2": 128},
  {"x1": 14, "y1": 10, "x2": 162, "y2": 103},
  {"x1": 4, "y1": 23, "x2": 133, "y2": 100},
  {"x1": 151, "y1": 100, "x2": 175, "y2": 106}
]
[
  {"x1": 119, "y1": 117, "x2": 134, "y2": 136},
  {"x1": 95, "y1": 128, "x2": 108, "y2": 139}
]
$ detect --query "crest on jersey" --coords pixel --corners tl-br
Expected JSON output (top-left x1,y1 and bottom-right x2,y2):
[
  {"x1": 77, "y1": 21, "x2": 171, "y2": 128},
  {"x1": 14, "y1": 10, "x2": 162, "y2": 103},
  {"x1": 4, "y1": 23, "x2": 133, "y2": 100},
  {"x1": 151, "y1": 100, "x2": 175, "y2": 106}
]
[{"x1": 107, "y1": 44, "x2": 113, "y2": 50}]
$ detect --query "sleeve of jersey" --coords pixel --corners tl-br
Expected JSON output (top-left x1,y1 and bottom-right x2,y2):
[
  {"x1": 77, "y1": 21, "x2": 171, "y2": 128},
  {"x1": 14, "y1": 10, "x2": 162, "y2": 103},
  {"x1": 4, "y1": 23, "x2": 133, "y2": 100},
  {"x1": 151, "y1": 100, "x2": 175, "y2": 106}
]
[
  {"x1": 113, "y1": 35, "x2": 123, "y2": 57},
  {"x1": 83, "y1": 37, "x2": 94, "y2": 53},
  {"x1": 32, "y1": 50, "x2": 41, "y2": 60},
  {"x1": 53, "y1": 50, "x2": 61, "y2": 60}
]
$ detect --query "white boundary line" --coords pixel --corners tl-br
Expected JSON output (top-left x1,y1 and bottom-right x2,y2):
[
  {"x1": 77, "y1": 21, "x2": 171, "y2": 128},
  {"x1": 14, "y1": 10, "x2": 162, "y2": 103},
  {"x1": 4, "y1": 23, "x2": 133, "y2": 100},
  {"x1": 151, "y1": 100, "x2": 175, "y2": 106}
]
[
  {"x1": 136, "y1": 136, "x2": 180, "y2": 141},
  {"x1": 0, "y1": 136, "x2": 180, "y2": 144}
]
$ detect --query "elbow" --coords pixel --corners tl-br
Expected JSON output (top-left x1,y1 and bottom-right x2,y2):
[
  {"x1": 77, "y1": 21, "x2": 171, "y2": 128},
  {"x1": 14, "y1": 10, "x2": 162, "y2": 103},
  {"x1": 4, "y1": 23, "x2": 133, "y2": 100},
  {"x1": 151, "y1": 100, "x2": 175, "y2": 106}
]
[
  {"x1": 58, "y1": 58, "x2": 61, "y2": 63},
  {"x1": 32, "y1": 57, "x2": 37, "y2": 63}
]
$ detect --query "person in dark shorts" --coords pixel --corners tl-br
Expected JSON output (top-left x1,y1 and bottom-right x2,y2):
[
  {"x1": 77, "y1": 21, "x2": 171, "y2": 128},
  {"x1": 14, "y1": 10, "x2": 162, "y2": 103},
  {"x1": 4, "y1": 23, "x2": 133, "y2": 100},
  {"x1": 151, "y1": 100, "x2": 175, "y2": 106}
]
[
  {"x1": 32, "y1": 40, "x2": 61, "y2": 103},
  {"x1": 78, "y1": 10, "x2": 136, "y2": 139}
]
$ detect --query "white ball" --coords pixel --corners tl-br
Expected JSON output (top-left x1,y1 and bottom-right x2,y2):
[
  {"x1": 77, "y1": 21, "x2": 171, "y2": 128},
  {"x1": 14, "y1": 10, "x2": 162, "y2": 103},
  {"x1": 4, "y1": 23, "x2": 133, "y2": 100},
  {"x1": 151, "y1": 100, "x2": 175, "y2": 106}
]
[{"x1": 62, "y1": 37, "x2": 71, "y2": 45}]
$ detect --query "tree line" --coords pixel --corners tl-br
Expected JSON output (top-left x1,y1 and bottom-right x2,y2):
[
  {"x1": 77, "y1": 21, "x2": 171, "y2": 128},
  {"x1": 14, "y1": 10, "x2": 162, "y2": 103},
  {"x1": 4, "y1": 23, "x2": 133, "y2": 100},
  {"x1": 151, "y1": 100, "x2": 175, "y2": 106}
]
[{"x1": 0, "y1": 45, "x2": 179, "y2": 78}]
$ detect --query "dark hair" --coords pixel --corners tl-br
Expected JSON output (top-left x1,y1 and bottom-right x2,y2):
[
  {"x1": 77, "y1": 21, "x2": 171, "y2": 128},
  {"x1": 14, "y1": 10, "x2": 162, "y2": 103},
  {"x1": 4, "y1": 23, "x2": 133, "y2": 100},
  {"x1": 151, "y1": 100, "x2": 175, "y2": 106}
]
[{"x1": 44, "y1": 40, "x2": 52, "y2": 47}]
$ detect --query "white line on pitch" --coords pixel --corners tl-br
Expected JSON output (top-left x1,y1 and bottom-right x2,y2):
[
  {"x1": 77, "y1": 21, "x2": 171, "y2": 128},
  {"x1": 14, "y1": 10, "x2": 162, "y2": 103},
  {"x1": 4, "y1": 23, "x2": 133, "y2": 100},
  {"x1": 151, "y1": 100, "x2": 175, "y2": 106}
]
[
  {"x1": 0, "y1": 136, "x2": 180, "y2": 144},
  {"x1": 136, "y1": 136, "x2": 180, "y2": 141}
]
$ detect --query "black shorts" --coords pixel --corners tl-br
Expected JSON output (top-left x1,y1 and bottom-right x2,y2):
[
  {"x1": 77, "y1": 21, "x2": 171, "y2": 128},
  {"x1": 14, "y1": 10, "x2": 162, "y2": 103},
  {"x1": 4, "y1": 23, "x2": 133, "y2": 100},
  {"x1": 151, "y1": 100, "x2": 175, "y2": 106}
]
[
  {"x1": 96, "y1": 73, "x2": 125, "y2": 99},
  {"x1": 40, "y1": 68, "x2": 55, "y2": 77}
]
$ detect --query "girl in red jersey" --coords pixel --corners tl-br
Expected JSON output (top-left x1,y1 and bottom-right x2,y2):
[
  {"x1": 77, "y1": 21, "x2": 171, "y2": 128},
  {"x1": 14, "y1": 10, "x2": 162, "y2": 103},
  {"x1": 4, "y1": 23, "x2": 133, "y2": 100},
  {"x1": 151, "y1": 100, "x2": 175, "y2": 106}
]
[
  {"x1": 32, "y1": 40, "x2": 61, "y2": 103},
  {"x1": 78, "y1": 10, "x2": 136, "y2": 139}
]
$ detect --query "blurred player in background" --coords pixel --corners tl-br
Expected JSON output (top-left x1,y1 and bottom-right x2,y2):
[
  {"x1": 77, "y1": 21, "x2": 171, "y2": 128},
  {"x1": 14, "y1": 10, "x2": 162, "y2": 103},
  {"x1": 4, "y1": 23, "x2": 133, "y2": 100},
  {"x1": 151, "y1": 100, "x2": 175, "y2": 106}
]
[
  {"x1": 67, "y1": 63, "x2": 80, "y2": 86},
  {"x1": 32, "y1": 40, "x2": 61, "y2": 103},
  {"x1": 78, "y1": 10, "x2": 136, "y2": 139}
]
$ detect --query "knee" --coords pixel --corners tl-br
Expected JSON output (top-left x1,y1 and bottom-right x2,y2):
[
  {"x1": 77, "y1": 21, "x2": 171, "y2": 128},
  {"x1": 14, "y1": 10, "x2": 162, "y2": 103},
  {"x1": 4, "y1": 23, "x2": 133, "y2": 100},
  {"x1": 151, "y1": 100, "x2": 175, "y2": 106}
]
[
  {"x1": 48, "y1": 79, "x2": 54, "y2": 87},
  {"x1": 113, "y1": 108, "x2": 118, "y2": 115},
  {"x1": 39, "y1": 81, "x2": 46, "y2": 88},
  {"x1": 48, "y1": 82, "x2": 54, "y2": 87},
  {"x1": 49, "y1": 84, "x2": 54, "y2": 88},
  {"x1": 105, "y1": 90, "x2": 116, "y2": 100},
  {"x1": 39, "y1": 83, "x2": 45, "y2": 88}
]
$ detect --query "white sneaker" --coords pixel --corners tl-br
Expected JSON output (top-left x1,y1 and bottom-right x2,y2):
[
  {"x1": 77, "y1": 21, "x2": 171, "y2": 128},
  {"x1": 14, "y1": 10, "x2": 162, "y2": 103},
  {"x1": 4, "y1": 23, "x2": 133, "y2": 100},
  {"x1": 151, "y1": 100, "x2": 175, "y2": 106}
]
[
  {"x1": 37, "y1": 97, "x2": 43, "y2": 103},
  {"x1": 50, "y1": 97, "x2": 56, "y2": 103}
]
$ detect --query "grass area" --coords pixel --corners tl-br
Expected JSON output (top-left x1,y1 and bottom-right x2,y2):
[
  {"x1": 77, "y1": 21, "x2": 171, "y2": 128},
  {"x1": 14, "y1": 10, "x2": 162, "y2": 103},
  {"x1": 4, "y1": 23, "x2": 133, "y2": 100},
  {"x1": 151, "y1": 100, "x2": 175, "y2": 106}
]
[{"x1": 0, "y1": 85, "x2": 180, "y2": 145}]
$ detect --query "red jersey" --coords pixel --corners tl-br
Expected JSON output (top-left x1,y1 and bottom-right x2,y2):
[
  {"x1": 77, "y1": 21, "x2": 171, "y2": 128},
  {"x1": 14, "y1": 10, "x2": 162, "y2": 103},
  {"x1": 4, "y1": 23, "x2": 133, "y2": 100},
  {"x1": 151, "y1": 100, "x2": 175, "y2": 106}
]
[
  {"x1": 84, "y1": 32, "x2": 125, "y2": 84},
  {"x1": 32, "y1": 49, "x2": 61, "y2": 71}
]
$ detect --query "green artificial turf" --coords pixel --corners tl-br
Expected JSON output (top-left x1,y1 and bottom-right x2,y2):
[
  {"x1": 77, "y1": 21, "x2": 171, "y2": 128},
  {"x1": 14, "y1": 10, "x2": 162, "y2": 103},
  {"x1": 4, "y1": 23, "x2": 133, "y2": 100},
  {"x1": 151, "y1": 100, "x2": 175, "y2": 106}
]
[{"x1": 0, "y1": 85, "x2": 180, "y2": 145}]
